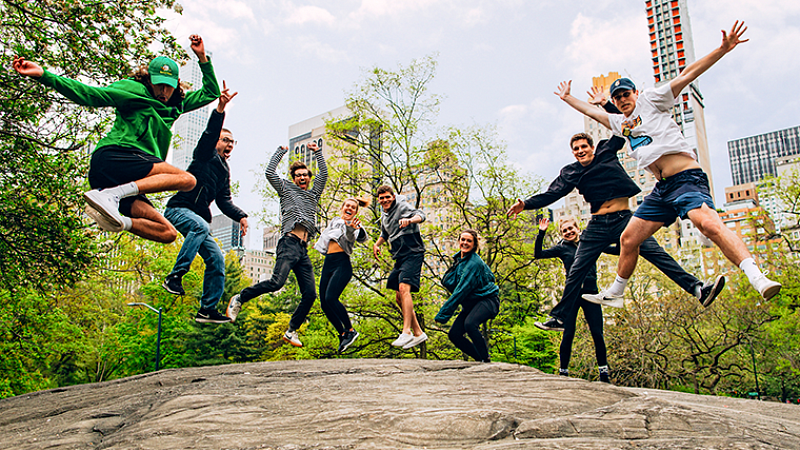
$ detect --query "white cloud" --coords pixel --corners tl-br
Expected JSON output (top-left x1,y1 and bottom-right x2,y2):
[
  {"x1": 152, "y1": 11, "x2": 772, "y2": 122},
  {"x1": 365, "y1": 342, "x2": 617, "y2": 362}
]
[
  {"x1": 284, "y1": 5, "x2": 337, "y2": 26},
  {"x1": 291, "y1": 35, "x2": 351, "y2": 64},
  {"x1": 562, "y1": 12, "x2": 652, "y2": 90}
]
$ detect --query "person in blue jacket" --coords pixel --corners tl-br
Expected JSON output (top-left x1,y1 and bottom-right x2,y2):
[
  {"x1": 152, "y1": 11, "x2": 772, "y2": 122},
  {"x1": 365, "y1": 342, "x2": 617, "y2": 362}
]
[{"x1": 435, "y1": 230, "x2": 500, "y2": 362}]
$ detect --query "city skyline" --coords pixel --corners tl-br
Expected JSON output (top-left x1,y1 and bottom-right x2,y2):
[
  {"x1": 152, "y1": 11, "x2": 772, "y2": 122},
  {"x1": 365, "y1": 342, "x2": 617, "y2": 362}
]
[{"x1": 162, "y1": 1, "x2": 800, "y2": 248}]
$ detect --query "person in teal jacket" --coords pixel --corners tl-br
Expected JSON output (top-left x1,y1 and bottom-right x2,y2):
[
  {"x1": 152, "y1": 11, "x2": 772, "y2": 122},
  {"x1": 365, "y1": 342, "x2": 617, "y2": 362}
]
[
  {"x1": 435, "y1": 230, "x2": 500, "y2": 362},
  {"x1": 12, "y1": 35, "x2": 220, "y2": 243}
]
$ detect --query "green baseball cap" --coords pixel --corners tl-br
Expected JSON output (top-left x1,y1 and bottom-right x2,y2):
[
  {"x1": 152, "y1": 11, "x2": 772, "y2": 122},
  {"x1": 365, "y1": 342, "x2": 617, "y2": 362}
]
[{"x1": 148, "y1": 56, "x2": 179, "y2": 88}]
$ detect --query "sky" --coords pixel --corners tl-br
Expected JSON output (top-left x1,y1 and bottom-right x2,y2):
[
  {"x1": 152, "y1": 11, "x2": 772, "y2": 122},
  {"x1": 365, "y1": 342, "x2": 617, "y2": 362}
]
[{"x1": 159, "y1": 0, "x2": 800, "y2": 249}]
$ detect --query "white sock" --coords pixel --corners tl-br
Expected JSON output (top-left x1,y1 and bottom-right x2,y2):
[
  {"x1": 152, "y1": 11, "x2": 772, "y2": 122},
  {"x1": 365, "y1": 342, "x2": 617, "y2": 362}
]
[
  {"x1": 739, "y1": 258, "x2": 764, "y2": 285},
  {"x1": 120, "y1": 216, "x2": 132, "y2": 231},
  {"x1": 102, "y1": 182, "x2": 139, "y2": 199},
  {"x1": 606, "y1": 275, "x2": 628, "y2": 296}
]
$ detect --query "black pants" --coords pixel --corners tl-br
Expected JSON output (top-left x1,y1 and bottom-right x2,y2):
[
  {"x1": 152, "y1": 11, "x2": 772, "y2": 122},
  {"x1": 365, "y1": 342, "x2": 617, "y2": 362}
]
[
  {"x1": 449, "y1": 295, "x2": 499, "y2": 362},
  {"x1": 560, "y1": 296, "x2": 606, "y2": 370},
  {"x1": 240, "y1": 234, "x2": 316, "y2": 331},
  {"x1": 319, "y1": 252, "x2": 353, "y2": 334},
  {"x1": 550, "y1": 210, "x2": 700, "y2": 322}
]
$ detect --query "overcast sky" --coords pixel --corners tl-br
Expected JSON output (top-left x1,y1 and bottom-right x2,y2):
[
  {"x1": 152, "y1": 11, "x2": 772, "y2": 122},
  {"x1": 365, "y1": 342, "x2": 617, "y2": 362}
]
[{"x1": 160, "y1": 0, "x2": 800, "y2": 249}]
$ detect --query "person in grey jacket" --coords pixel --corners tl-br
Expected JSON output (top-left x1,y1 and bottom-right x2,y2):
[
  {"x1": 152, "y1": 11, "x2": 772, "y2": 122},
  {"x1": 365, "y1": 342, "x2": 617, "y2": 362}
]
[
  {"x1": 314, "y1": 197, "x2": 369, "y2": 353},
  {"x1": 373, "y1": 185, "x2": 428, "y2": 349},
  {"x1": 435, "y1": 230, "x2": 499, "y2": 362}
]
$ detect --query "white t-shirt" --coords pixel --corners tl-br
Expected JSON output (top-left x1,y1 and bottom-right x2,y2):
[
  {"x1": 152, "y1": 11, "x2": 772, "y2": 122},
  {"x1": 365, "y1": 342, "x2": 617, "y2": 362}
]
[{"x1": 608, "y1": 83, "x2": 696, "y2": 173}]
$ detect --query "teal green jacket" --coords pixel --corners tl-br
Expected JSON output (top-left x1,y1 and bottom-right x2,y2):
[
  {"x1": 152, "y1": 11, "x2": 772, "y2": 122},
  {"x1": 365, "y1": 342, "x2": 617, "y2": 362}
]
[
  {"x1": 37, "y1": 60, "x2": 220, "y2": 161},
  {"x1": 435, "y1": 251, "x2": 499, "y2": 323}
]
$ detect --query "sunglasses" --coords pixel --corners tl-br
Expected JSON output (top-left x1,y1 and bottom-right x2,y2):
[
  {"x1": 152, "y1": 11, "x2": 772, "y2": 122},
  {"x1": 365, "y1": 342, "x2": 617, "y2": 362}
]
[{"x1": 612, "y1": 91, "x2": 633, "y2": 101}]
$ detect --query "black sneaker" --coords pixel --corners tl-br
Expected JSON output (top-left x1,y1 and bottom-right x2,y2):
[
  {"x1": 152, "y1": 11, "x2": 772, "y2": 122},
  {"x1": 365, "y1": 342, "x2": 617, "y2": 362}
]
[
  {"x1": 338, "y1": 330, "x2": 360, "y2": 353},
  {"x1": 599, "y1": 372, "x2": 610, "y2": 383},
  {"x1": 534, "y1": 317, "x2": 564, "y2": 332},
  {"x1": 195, "y1": 308, "x2": 232, "y2": 324},
  {"x1": 162, "y1": 275, "x2": 185, "y2": 296},
  {"x1": 698, "y1": 275, "x2": 725, "y2": 307}
]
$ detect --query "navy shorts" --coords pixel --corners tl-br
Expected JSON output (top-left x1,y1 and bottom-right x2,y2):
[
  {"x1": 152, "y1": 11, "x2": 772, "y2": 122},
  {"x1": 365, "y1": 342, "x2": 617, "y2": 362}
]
[
  {"x1": 634, "y1": 168, "x2": 715, "y2": 224},
  {"x1": 387, "y1": 251, "x2": 424, "y2": 293},
  {"x1": 88, "y1": 146, "x2": 161, "y2": 216}
]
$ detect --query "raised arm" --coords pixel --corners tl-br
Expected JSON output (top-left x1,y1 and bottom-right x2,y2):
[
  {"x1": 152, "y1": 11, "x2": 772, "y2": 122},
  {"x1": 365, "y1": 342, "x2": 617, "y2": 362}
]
[
  {"x1": 14, "y1": 56, "x2": 139, "y2": 108},
  {"x1": 265, "y1": 146, "x2": 288, "y2": 193},
  {"x1": 670, "y1": 21, "x2": 748, "y2": 97},
  {"x1": 310, "y1": 142, "x2": 327, "y2": 197},
  {"x1": 189, "y1": 34, "x2": 208, "y2": 63},
  {"x1": 192, "y1": 81, "x2": 237, "y2": 162},
  {"x1": 183, "y1": 35, "x2": 221, "y2": 112},
  {"x1": 556, "y1": 81, "x2": 611, "y2": 129}
]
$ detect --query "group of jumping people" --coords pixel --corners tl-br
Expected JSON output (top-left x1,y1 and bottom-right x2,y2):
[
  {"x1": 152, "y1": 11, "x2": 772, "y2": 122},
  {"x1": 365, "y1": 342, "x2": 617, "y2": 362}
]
[{"x1": 12, "y1": 20, "x2": 781, "y2": 380}]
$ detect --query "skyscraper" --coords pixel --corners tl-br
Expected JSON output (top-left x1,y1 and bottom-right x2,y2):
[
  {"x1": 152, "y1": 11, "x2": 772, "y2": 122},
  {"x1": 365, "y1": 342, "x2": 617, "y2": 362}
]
[
  {"x1": 170, "y1": 51, "x2": 215, "y2": 171},
  {"x1": 728, "y1": 125, "x2": 800, "y2": 185},
  {"x1": 645, "y1": 0, "x2": 713, "y2": 198},
  {"x1": 210, "y1": 214, "x2": 244, "y2": 254}
]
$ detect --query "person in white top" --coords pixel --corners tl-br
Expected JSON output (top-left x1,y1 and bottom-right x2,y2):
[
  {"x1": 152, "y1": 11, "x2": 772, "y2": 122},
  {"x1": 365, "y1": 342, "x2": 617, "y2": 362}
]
[
  {"x1": 314, "y1": 197, "x2": 369, "y2": 353},
  {"x1": 555, "y1": 20, "x2": 781, "y2": 303}
]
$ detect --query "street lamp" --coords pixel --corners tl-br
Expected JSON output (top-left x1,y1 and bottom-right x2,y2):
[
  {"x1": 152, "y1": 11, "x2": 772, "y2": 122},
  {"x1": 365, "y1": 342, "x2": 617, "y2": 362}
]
[
  {"x1": 127, "y1": 302, "x2": 163, "y2": 372},
  {"x1": 749, "y1": 338, "x2": 761, "y2": 401}
]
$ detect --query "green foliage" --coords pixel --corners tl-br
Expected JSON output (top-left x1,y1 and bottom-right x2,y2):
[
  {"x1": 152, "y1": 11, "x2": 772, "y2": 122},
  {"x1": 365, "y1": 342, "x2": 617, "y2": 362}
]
[{"x1": 0, "y1": 0, "x2": 184, "y2": 292}]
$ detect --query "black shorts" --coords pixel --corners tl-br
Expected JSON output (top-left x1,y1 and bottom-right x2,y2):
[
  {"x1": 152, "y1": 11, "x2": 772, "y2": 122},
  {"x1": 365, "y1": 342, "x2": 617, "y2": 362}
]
[
  {"x1": 387, "y1": 251, "x2": 424, "y2": 293},
  {"x1": 88, "y1": 146, "x2": 161, "y2": 216}
]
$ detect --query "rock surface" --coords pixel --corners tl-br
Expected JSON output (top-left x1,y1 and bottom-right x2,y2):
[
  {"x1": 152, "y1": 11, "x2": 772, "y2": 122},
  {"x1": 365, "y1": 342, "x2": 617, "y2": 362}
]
[{"x1": 1, "y1": 359, "x2": 799, "y2": 449}]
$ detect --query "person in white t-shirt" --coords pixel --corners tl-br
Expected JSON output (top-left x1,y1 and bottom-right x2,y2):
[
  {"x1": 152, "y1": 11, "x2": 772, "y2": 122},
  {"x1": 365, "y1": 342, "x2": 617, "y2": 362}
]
[{"x1": 554, "y1": 20, "x2": 781, "y2": 303}]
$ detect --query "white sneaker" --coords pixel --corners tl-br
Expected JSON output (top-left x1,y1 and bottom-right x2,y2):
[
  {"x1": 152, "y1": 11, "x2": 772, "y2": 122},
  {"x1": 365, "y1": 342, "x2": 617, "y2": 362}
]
[
  {"x1": 84, "y1": 189, "x2": 124, "y2": 229},
  {"x1": 226, "y1": 294, "x2": 243, "y2": 322},
  {"x1": 391, "y1": 332, "x2": 414, "y2": 347},
  {"x1": 283, "y1": 329, "x2": 303, "y2": 347},
  {"x1": 582, "y1": 291, "x2": 625, "y2": 308},
  {"x1": 84, "y1": 206, "x2": 123, "y2": 232},
  {"x1": 752, "y1": 275, "x2": 781, "y2": 301},
  {"x1": 402, "y1": 332, "x2": 428, "y2": 349}
]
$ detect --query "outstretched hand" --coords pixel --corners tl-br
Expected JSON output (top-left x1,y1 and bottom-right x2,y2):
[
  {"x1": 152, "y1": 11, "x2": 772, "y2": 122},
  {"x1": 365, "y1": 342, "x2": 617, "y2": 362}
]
[
  {"x1": 538, "y1": 217, "x2": 549, "y2": 231},
  {"x1": 586, "y1": 85, "x2": 607, "y2": 106},
  {"x1": 189, "y1": 34, "x2": 208, "y2": 63},
  {"x1": 554, "y1": 80, "x2": 572, "y2": 100},
  {"x1": 721, "y1": 20, "x2": 748, "y2": 53},
  {"x1": 506, "y1": 199, "x2": 524, "y2": 219},
  {"x1": 216, "y1": 80, "x2": 238, "y2": 113},
  {"x1": 307, "y1": 141, "x2": 320, "y2": 152},
  {"x1": 12, "y1": 56, "x2": 43, "y2": 78}
]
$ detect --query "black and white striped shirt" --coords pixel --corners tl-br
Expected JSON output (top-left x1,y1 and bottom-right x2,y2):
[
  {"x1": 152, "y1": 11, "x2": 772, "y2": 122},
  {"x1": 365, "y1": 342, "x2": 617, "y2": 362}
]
[{"x1": 265, "y1": 146, "x2": 328, "y2": 238}]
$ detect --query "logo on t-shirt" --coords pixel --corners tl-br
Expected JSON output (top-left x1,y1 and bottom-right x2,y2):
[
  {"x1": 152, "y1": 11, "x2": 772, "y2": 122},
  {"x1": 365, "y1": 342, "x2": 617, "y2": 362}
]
[{"x1": 621, "y1": 115, "x2": 652, "y2": 151}]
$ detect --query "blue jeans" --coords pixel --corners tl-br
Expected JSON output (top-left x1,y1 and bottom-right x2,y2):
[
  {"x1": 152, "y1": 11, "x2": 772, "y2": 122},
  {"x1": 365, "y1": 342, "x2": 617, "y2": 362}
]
[
  {"x1": 550, "y1": 210, "x2": 700, "y2": 322},
  {"x1": 240, "y1": 234, "x2": 316, "y2": 331},
  {"x1": 164, "y1": 207, "x2": 225, "y2": 310}
]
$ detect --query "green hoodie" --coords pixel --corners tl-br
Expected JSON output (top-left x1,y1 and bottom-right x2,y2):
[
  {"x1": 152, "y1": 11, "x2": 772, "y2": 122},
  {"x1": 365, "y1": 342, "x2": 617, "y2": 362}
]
[{"x1": 36, "y1": 60, "x2": 220, "y2": 161}]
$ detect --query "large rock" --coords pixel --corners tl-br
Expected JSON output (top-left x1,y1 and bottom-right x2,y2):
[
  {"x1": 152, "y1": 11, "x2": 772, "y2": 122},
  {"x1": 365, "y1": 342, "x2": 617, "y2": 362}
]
[{"x1": 1, "y1": 359, "x2": 798, "y2": 449}]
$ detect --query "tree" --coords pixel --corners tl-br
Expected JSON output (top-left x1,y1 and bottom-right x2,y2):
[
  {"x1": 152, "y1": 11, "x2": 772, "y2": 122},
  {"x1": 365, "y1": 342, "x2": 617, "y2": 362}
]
[{"x1": 0, "y1": 0, "x2": 185, "y2": 292}]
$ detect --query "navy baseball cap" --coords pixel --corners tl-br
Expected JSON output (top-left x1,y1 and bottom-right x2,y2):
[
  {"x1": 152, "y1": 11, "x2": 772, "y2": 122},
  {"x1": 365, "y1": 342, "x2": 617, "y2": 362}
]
[{"x1": 609, "y1": 78, "x2": 636, "y2": 97}]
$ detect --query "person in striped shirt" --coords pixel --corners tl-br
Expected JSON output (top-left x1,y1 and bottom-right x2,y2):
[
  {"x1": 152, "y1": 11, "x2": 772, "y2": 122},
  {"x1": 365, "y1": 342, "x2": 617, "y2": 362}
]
[{"x1": 226, "y1": 142, "x2": 327, "y2": 349}]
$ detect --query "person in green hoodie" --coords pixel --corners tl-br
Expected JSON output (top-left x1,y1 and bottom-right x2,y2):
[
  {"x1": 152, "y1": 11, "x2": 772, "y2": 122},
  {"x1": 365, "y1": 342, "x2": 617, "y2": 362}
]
[
  {"x1": 12, "y1": 34, "x2": 220, "y2": 243},
  {"x1": 435, "y1": 229, "x2": 500, "y2": 363}
]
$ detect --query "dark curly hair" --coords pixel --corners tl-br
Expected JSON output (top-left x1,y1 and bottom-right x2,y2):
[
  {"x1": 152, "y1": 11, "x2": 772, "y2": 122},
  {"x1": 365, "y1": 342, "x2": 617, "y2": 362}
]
[{"x1": 132, "y1": 64, "x2": 187, "y2": 106}]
